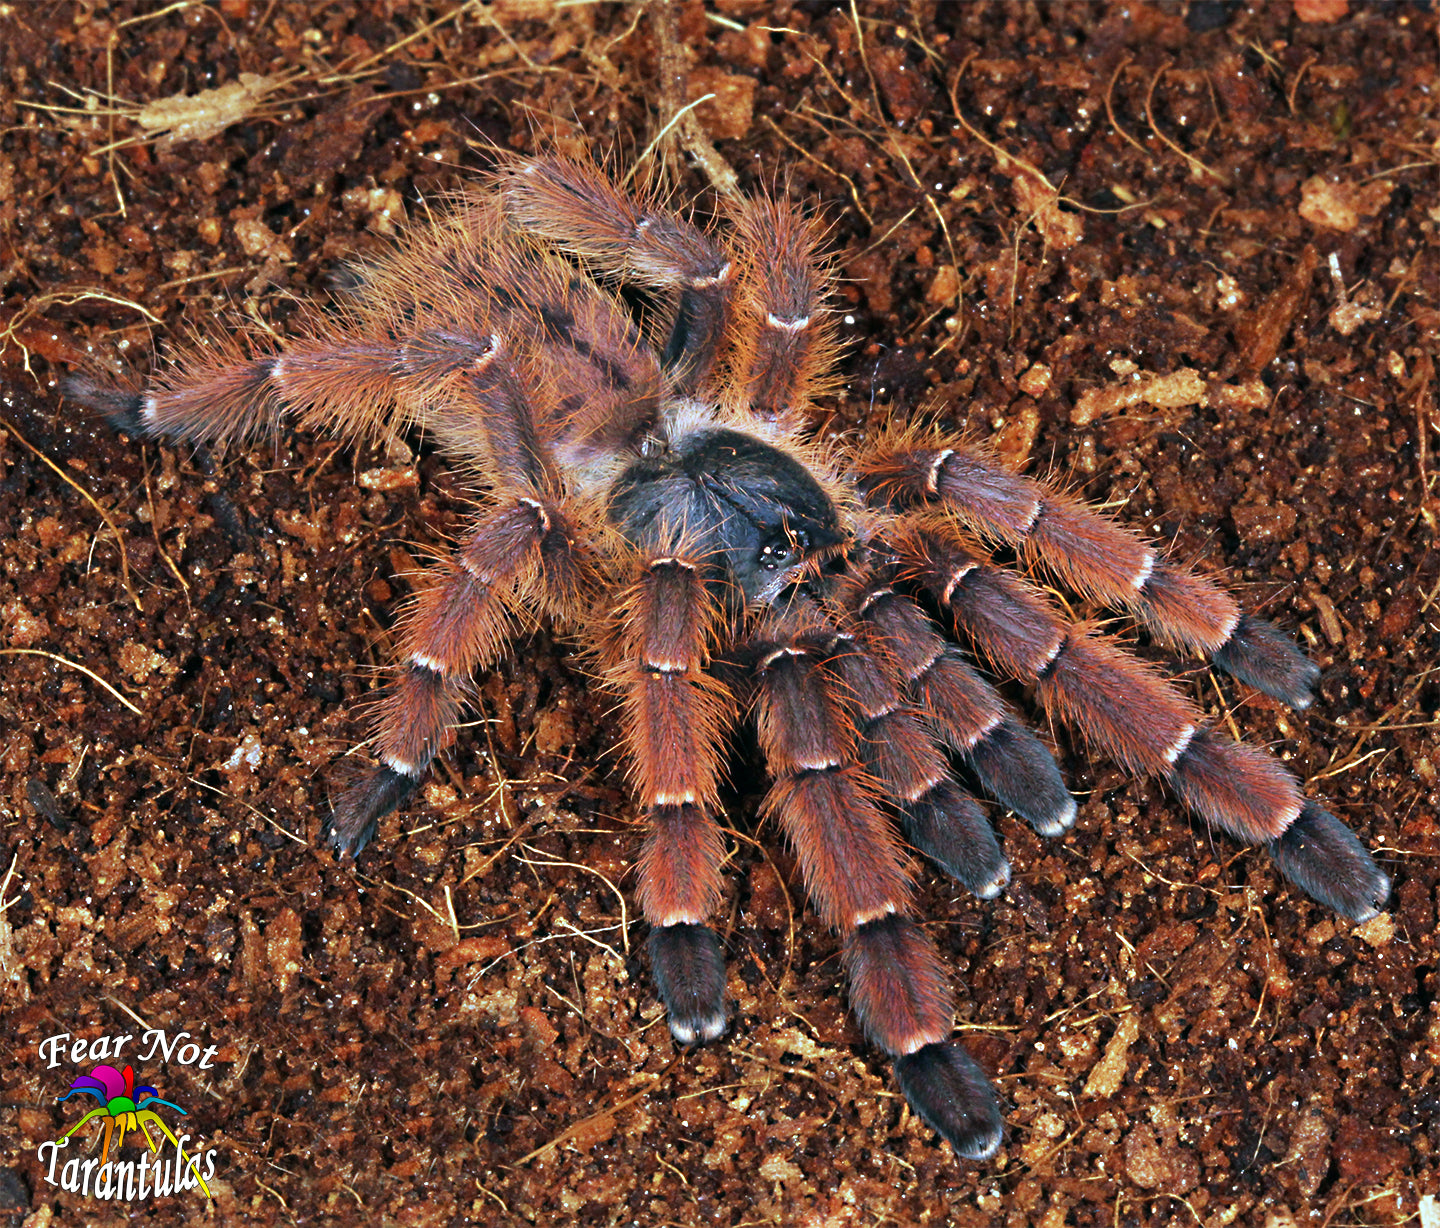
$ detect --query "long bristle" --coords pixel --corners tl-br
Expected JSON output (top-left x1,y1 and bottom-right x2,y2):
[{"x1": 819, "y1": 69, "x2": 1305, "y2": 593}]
[
  {"x1": 897, "y1": 518, "x2": 1067, "y2": 680},
  {"x1": 372, "y1": 665, "x2": 463, "y2": 773},
  {"x1": 637, "y1": 804, "x2": 727, "y2": 927},
  {"x1": 762, "y1": 768, "x2": 913, "y2": 932},
  {"x1": 1134, "y1": 560, "x2": 1241, "y2": 654},
  {"x1": 910, "y1": 648, "x2": 1007, "y2": 751},
  {"x1": 606, "y1": 556, "x2": 733, "y2": 815}
]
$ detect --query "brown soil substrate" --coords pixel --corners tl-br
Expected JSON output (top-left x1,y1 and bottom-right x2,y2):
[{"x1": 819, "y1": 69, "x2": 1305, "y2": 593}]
[{"x1": 2, "y1": 3, "x2": 1437, "y2": 1224}]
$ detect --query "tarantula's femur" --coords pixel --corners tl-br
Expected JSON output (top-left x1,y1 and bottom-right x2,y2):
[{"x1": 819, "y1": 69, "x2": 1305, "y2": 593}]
[{"x1": 65, "y1": 153, "x2": 1389, "y2": 1162}]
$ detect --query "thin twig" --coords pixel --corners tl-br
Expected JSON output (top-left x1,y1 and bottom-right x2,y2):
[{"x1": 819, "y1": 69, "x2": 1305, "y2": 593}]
[
  {"x1": 0, "y1": 648, "x2": 142, "y2": 715},
  {"x1": 2, "y1": 414, "x2": 144, "y2": 612}
]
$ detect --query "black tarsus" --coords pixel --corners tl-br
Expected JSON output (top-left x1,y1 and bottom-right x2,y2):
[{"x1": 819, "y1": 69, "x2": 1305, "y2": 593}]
[
  {"x1": 648, "y1": 923, "x2": 728, "y2": 1045},
  {"x1": 60, "y1": 374, "x2": 148, "y2": 436},
  {"x1": 1268, "y1": 800, "x2": 1391, "y2": 921},
  {"x1": 325, "y1": 766, "x2": 420, "y2": 857},
  {"x1": 899, "y1": 780, "x2": 1010, "y2": 898},
  {"x1": 893, "y1": 1041, "x2": 1004, "y2": 1161},
  {"x1": 960, "y1": 714, "x2": 1077, "y2": 837},
  {"x1": 1213, "y1": 613, "x2": 1322, "y2": 709}
]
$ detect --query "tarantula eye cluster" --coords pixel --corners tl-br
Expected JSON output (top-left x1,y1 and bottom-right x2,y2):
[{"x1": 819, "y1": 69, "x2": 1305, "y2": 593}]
[{"x1": 65, "y1": 152, "x2": 1390, "y2": 1162}]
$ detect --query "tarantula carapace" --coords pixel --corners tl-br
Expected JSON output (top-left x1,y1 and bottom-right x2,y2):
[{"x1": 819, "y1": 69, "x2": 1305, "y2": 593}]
[{"x1": 66, "y1": 153, "x2": 1390, "y2": 1161}]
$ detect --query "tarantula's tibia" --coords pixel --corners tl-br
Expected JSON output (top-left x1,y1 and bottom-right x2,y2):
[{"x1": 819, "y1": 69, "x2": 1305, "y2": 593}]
[
  {"x1": 897, "y1": 517, "x2": 1391, "y2": 920},
  {"x1": 856, "y1": 435, "x2": 1321, "y2": 708},
  {"x1": 326, "y1": 494, "x2": 580, "y2": 855},
  {"x1": 498, "y1": 155, "x2": 733, "y2": 395},
  {"x1": 609, "y1": 553, "x2": 736, "y2": 1044},
  {"x1": 725, "y1": 195, "x2": 838, "y2": 423},
  {"x1": 843, "y1": 570, "x2": 1077, "y2": 838},
  {"x1": 754, "y1": 628, "x2": 1003, "y2": 1159}
]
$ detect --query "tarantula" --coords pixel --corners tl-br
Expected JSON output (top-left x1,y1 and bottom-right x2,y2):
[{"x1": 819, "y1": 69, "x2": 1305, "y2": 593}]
[{"x1": 65, "y1": 153, "x2": 1390, "y2": 1161}]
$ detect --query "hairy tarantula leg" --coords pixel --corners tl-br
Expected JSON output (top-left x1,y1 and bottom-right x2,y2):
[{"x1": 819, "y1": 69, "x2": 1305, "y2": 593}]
[
  {"x1": 846, "y1": 919, "x2": 1003, "y2": 1160},
  {"x1": 754, "y1": 631, "x2": 916, "y2": 931},
  {"x1": 824, "y1": 630, "x2": 1010, "y2": 897},
  {"x1": 845, "y1": 573, "x2": 1076, "y2": 836},
  {"x1": 754, "y1": 633, "x2": 1001, "y2": 1159},
  {"x1": 725, "y1": 195, "x2": 838, "y2": 423},
  {"x1": 856, "y1": 438, "x2": 1320, "y2": 708},
  {"x1": 892, "y1": 1038, "x2": 1004, "y2": 1162},
  {"x1": 497, "y1": 154, "x2": 733, "y2": 395},
  {"x1": 1269, "y1": 802, "x2": 1392, "y2": 922},
  {"x1": 63, "y1": 354, "x2": 285, "y2": 447},
  {"x1": 610, "y1": 554, "x2": 736, "y2": 1044},
  {"x1": 326, "y1": 497, "x2": 564, "y2": 856},
  {"x1": 899, "y1": 520, "x2": 1301, "y2": 838},
  {"x1": 425, "y1": 338, "x2": 557, "y2": 492},
  {"x1": 64, "y1": 328, "x2": 526, "y2": 451},
  {"x1": 898, "y1": 521, "x2": 1389, "y2": 917}
]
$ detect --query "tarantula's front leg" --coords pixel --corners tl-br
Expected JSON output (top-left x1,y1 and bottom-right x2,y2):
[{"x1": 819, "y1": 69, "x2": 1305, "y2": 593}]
[
  {"x1": 498, "y1": 155, "x2": 733, "y2": 395},
  {"x1": 856, "y1": 434, "x2": 1320, "y2": 707},
  {"x1": 327, "y1": 495, "x2": 582, "y2": 855},
  {"x1": 754, "y1": 624, "x2": 1003, "y2": 1160},
  {"x1": 607, "y1": 554, "x2": 736, "y2": 1044}
]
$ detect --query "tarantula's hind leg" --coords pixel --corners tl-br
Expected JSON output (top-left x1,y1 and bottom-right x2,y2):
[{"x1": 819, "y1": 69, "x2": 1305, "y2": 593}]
[
  {"x1": 327, "y1": 767, "x2": 422, "y2": 857},
  {"x1": 326, "y1": 496, "x2": 577, "y2": 856},
  {"x1": 606, "y1": 553, "x2": 736, "y2": 1044}
]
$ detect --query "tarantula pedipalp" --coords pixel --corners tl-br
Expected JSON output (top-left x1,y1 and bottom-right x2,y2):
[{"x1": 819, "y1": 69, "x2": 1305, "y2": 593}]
[{"x1": 65, "y1": 153, "x2": 1391, "y2": 1161}]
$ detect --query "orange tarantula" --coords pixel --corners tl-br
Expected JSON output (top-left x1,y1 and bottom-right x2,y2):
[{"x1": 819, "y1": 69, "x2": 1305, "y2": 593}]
[{"x1": 65, "y1": 153, "x2": 1390, "y2": 1160}]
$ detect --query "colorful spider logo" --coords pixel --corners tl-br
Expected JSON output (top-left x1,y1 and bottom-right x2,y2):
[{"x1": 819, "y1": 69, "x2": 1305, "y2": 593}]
[{"x1": 55, "y1": 1064, "x2": 211, "y2": 1196}]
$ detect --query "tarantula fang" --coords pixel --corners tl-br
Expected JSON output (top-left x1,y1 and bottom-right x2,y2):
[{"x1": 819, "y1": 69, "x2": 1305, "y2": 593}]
[{"x1": 64, "y1": 152, "x2": 1391, "y2": 1162}]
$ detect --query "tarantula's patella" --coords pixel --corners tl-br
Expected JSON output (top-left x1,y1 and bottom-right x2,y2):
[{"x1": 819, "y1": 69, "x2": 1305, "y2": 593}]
[{"x1": 67, "y1": 153, "x2": 1390, "y2": 1161}]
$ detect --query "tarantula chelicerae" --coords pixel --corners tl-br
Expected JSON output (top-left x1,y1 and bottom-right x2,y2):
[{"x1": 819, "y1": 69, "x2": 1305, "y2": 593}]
[{"x1": 67, "y1": 153, "x2": 1391, "y2": 1161}]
